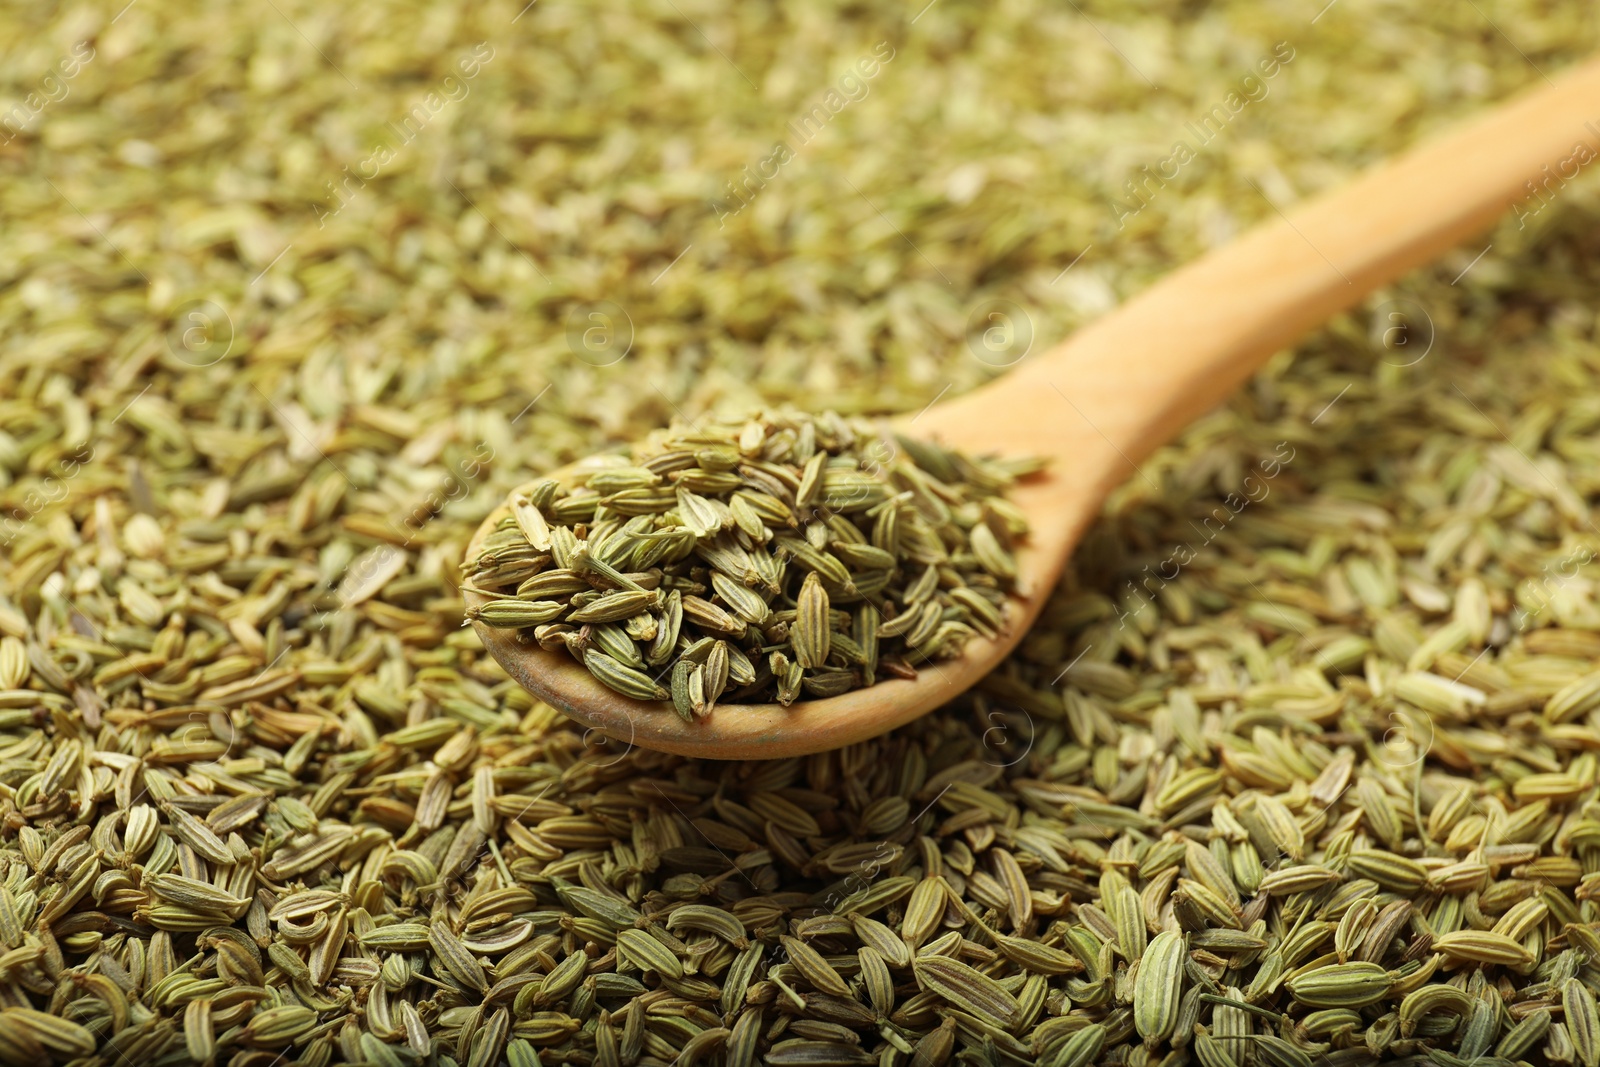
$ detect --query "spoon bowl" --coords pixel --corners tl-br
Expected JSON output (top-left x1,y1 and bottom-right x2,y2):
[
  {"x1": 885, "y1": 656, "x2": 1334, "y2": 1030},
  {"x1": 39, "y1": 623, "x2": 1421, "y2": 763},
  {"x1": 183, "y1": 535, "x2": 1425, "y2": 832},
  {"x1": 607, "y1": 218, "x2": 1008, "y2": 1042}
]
[
  {"x1": 462, "y1": 411, "x2": 1088, "y2": 760},
  {"x1": 466, "y1": 56, "x2": 1600, "y2": 759}
]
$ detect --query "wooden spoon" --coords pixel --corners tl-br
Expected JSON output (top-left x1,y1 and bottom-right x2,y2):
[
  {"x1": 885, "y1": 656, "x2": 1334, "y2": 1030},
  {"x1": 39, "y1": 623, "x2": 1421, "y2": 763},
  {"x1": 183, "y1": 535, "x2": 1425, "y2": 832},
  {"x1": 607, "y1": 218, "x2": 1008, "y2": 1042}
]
[{"x1": 466, "y1": 58, "x2": 1600, "y2": 759}]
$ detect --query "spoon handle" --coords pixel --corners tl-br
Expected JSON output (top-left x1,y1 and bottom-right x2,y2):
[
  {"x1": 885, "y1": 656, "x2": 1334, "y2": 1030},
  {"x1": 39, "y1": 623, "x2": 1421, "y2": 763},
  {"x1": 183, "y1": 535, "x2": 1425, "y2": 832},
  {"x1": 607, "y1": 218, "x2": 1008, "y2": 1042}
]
[{"x1": 927, "y1": 57, "x2": 1600, "y2": 487}]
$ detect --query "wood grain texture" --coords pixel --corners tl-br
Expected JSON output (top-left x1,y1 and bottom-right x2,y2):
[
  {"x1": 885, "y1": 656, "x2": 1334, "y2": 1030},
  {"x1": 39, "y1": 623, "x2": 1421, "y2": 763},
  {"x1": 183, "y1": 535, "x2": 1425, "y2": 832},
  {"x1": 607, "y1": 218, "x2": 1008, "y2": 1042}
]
[{"x1": 466, "y1": 56, "x2": 1600, "y2": 759}]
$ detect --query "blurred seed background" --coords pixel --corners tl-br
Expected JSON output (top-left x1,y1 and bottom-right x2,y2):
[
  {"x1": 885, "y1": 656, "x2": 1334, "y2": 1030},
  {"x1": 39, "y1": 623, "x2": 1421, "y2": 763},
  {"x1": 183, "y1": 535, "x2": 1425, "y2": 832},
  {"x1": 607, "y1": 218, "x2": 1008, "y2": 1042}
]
[{"x1": 4, "y1": 0, "x2": 1595, "y2": 485}]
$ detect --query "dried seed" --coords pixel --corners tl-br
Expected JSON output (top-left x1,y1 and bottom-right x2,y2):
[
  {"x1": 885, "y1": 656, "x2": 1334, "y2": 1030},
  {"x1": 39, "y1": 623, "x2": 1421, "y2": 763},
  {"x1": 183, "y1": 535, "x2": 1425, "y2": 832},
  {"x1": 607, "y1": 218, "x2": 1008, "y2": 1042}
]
[
  {"x1": 913, "y1": 954, "x2": 1022, "y2": 1028},
  {"x1": 1567, "y1": 977, "x2": 1600, "y2": 1067},
  {"x1": 14, "y1": 31, "x2": 1600, "y2": 1067},
  {"x1": 1134, "y1": 931, "x2": 1185, "y2": 1044},
  {"x1": 429, "y1": 920, "x2": 490, "y2": 993},
  {"x1": 1285, "y1": 962, "x2": 1393, "y2": 1007},
  {"x1": 1431, "y1": 931, "x2": 1536, "y2": 968},
  {"x1": 617, "y1": 928, "x2": 686, "y2": 979}
]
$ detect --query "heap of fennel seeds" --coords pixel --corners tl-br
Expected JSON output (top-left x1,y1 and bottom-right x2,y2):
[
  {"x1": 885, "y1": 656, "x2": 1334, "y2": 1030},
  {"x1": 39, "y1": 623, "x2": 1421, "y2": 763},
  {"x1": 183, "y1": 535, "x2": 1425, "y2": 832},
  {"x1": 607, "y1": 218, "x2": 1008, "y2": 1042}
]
[{"x1": 463, "y1": 410, "x2": 1041, "y2": 716}]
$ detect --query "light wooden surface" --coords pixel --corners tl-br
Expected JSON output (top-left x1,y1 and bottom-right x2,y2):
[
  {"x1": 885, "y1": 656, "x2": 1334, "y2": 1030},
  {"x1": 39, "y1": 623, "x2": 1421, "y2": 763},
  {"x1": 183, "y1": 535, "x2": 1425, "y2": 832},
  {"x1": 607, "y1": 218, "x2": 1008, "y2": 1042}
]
[{"x1": 465, "y1": 56, "x2": 1600, "y2": 759}]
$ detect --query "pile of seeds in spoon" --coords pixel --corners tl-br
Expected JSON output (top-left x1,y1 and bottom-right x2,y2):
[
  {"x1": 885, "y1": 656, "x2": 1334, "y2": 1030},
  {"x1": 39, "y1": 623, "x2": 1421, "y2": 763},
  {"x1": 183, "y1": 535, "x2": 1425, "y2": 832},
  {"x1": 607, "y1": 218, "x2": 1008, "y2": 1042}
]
[{"x1": 463, "y1": 412, "x2": 1040, "y2": 716}]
